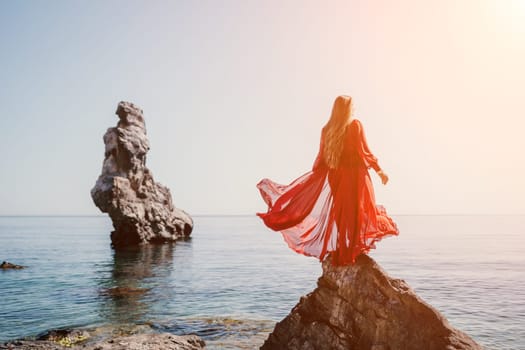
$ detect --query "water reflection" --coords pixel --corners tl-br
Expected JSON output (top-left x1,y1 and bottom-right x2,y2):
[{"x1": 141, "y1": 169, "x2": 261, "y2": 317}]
[{"x1": 98, "y1": 244, "x2": 175, "y2": 324}]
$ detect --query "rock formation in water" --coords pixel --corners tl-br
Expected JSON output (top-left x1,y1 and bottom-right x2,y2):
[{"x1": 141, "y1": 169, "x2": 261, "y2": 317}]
[
  {"x1": 91, "y1": 101, "x2": 193, "y2": 247},
  {"x1": 1, "y1": 261, "x2": 25, "y2": 269},
  {"x1": 261, "y1": 255, "x2": 482, "y2": 350}
]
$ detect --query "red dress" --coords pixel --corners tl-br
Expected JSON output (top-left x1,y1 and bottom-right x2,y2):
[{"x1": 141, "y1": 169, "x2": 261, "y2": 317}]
[{"x1": 257, "y1": 119, "x2": 398, "y2": 265}]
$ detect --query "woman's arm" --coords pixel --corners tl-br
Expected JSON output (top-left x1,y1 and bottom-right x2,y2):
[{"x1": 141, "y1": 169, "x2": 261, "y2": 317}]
[
  {"x1": 376, "y1": 169, "x2": 389, "y2": 185},
  {"x1": 354, "y1": 120, "x2": 389, "y2": 185}
]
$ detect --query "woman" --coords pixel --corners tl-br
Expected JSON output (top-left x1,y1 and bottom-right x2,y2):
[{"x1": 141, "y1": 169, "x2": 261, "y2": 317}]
[{"x1": 257, "y1": 95, "x2": 398, "y2": 266}]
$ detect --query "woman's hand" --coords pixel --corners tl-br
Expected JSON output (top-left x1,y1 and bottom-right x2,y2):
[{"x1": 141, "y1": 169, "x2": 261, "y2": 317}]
[{"x1": 377, "y1": 170, "x2": 389, "y2": 185}]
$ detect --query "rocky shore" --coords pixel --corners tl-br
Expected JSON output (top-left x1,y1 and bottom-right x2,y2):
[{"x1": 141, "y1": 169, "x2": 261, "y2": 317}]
[
  {"x1": 261, "y1": 255, "x2": 483, "y2": 350},
  {"x1": 1, "y1": 326, "x2": 205, "y2": 350}
]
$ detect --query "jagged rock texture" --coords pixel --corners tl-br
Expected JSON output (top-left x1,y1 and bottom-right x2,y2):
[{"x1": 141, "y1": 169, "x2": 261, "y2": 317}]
[
  {"x1": 261, "y1": 255, "x2": 482, "y2": 350},
  {"x1": 91, "y1": 101, "x2": 193, "y2": 247},
  {"x1": 2, "y1": 333, "x2": 205, "y2": 350}
]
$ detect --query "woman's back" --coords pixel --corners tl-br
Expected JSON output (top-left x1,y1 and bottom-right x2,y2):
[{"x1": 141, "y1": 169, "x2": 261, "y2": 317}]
[
  {"x1": 320, "y1": 119, "x2": 378, "y2": 172},
  {"x1": 339, "y1": 120, "x2": 364, "y2": 169}
]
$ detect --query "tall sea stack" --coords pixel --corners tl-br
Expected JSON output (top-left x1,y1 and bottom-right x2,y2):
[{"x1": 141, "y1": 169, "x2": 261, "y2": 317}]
[{"x1": 91, "y1": 101, "x2": 193, "y2": 247}]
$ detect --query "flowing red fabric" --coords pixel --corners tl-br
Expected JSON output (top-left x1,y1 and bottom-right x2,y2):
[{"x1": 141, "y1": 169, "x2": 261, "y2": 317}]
[{"x1": 257, "y1": 119, "x2": 399, "y2": 265}]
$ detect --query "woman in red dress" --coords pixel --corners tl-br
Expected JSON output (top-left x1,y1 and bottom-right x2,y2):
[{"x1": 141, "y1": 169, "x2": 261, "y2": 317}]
[{"x1": 257, "y1": 95, "x2": 398, "y2": 266}]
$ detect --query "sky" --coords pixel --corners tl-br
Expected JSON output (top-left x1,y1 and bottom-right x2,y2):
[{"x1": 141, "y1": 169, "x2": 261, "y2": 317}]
[{"x1": 0, "y1": 0, "x2": 524, "y2": 215}]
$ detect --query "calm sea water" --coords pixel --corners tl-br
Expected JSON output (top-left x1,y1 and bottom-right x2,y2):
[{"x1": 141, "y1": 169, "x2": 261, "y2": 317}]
[{"x1": 0, "y1": 215, "x2": 524, "y2": 349}]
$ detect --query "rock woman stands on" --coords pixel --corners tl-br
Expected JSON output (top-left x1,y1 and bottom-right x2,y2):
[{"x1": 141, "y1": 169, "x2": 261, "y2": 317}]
[{"x1": 257, "y1": 95, "x2": 398, "y2": 265}]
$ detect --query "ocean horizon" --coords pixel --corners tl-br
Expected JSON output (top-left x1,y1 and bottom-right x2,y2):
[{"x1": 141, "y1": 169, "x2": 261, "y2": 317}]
[{"x1": 1, "y1": 214, "x2": 524, "y2": 349}]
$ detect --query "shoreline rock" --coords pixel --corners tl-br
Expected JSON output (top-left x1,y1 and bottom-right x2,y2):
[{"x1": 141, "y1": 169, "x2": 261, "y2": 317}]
[
  {"x1": 261, "y1": 254, "x2": 482, "y2": 350},
  {"x1": 1, "y1": 326, "x2": 205, "y2": 350},
  {"x1": 91, "y1": 101, "x2": 193, "y2": 248}
]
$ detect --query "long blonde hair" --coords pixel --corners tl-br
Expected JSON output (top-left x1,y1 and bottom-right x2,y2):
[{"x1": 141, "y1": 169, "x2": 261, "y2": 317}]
[{"x1": 323, "y1": 95, "x2": 352, "y2": 168}]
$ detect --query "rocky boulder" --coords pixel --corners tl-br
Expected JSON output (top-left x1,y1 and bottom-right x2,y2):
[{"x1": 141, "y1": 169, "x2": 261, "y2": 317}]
[
  {"x1": 91, "y1": 101, "x2": 193, "y2": 247},
  {"x1": 261, "y1": 255, "x2": 482, "y2": 350},
  {"x1": 1, "y1": 261, "x2": 25, "y2": 269}
]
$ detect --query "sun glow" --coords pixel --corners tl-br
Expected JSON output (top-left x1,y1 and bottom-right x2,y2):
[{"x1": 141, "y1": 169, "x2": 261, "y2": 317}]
[{"x1": 486, "y1": 0, "x2": 525, "y2": 34}]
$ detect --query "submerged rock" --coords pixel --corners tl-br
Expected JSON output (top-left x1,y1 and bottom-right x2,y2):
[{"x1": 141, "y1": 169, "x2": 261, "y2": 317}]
[
  {"x1": 261, "y1": 255, "x2": 482, "y2": 350},
  {"x1": 99, "y1": 286, "x2": 150, "y2": 298},
  {"x1": 1, "y1": 261, "x2": 25, "y2": 269},
  {"x1": 91, "y1": 101, "x2": 193, "y2": 247},
  {"x1": 89, "y1": 333, "x2": 204, "y2": 350},
  {"x1": 37, "y1": 329, "x2": 89, "y2": 347}
]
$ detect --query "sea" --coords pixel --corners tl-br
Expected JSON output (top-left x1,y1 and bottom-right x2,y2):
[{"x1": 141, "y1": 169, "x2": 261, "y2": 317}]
[{"x1": 0, "y1": 215, "x2": 524, "y2": 349}]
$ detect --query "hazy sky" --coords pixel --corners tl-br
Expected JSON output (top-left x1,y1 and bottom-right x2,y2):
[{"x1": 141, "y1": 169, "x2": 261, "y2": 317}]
[{"x1": 1, "y1": 0, "x2": 524, "y2": 215}]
